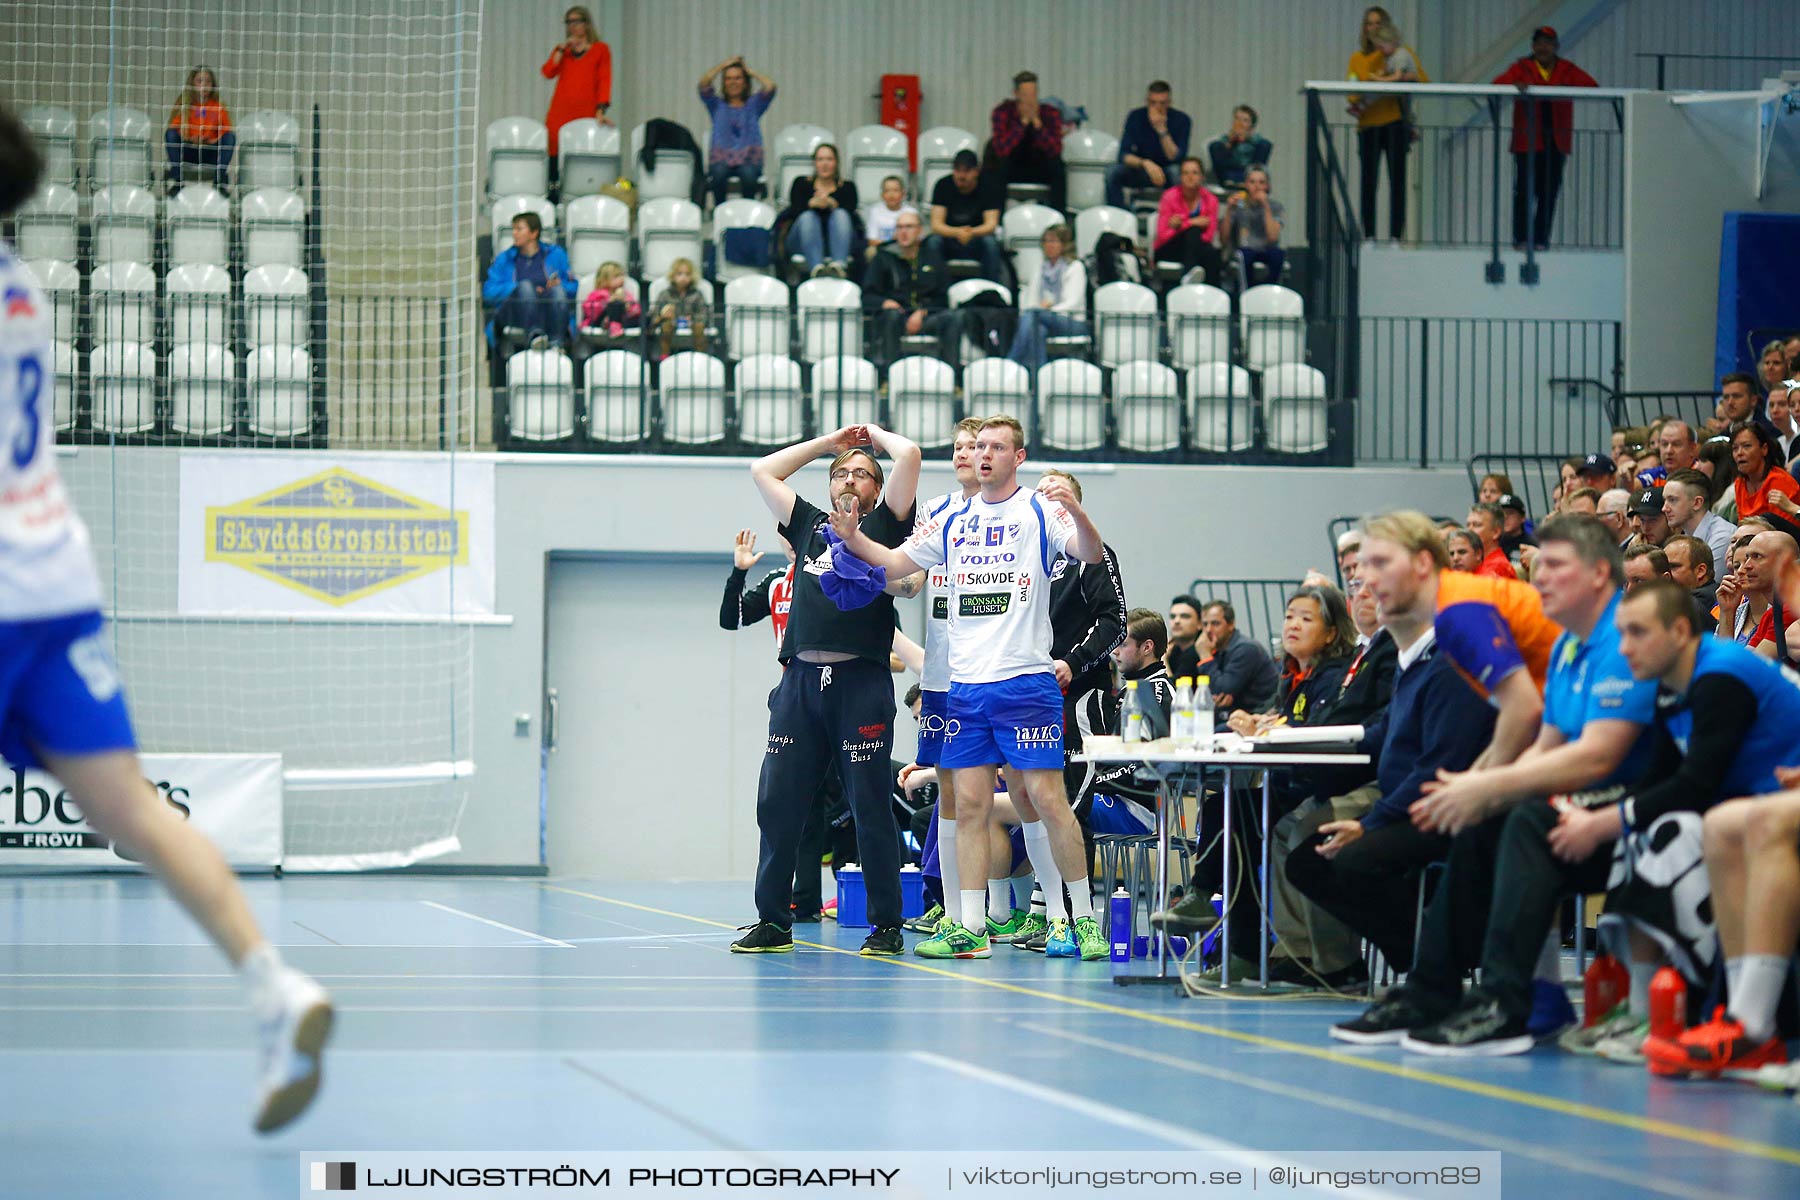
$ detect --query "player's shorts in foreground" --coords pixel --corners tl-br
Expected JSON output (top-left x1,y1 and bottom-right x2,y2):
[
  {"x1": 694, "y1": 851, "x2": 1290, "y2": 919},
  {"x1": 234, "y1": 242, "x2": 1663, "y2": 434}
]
[
  {"x1": 915, "y1": 689, "x2": 949, "y2": 766},
  {"x1": 942, "y1": 672, "x2": 1064, "y2": 771},
  {"x1": 0, "y1": 611, "x2": 137, "y2": 767}
]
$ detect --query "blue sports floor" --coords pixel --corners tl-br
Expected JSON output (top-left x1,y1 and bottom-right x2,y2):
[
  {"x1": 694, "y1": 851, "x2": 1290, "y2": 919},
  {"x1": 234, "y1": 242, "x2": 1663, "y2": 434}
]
[{"x1": 2, "y1": 875, "x2": 1796, "y2": 1198}]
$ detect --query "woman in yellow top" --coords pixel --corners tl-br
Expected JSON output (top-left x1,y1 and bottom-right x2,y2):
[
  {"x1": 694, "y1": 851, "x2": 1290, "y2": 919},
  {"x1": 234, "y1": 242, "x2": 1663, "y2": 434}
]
[{"x1": 1346, "y1": 8, "x2": 1426, "y2": 242}]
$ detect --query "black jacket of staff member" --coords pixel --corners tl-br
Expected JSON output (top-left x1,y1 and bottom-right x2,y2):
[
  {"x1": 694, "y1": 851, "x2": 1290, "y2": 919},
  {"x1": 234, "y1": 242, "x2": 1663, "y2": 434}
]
[{"x1": 1049, "y1": 541, "x2": 1126, "y2": 700}]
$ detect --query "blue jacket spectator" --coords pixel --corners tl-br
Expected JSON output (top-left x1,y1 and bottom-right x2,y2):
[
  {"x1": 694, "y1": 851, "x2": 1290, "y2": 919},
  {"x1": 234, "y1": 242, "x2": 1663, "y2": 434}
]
[
  {"x1": 1105, "y1": 82, "x2": 1191, "y2": 209},
  {"x1": 482, "y1": 212, "x2": 575, "y2": 353}
]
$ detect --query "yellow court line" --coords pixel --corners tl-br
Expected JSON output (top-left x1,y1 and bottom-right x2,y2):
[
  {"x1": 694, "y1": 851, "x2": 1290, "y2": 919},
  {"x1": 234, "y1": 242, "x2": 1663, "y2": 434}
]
[{"x1": 536, "y1": 884, "x2": 1800, "y2": 1169}]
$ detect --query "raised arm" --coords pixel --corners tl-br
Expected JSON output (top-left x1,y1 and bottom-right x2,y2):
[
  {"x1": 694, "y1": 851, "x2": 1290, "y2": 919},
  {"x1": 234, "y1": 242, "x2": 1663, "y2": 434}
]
[
  {"x1": 750, "y1": 426, "x2": 865, "y2": 527},
  {"x1": 865, "y1": 423, "x2": 922, "y2": 521},
  {"x1": 697, "y1": 57, "x2": 732, "y2": 91},
  {"x1": 1036, "y1": 477, "x2": 1102, "y2": 564}
]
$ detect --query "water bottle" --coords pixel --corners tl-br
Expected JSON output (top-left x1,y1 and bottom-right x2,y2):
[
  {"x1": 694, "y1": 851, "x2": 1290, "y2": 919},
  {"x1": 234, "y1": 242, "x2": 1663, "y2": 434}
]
[
  {"x1": 899, "y1": 864, "x2": 924, "y2": 919},
  {"x1": 1193, "y1": 675, "x2": 1215, "y2": 747},
  {"x1": 1109, "y1": 887, "x2": 1132, "y2": 962},
  {"x1": 675, "y1": 314, "x2": 691, "y2": 336},
  {"x1": 1582, "y1": 951, "x2": 1629, "y2": 1026},
  {"x1": 1649, "y1": 966, "x2": 1688, "y2": 1039},
  {"x1": 836, "y1": 863, "x2": 868, "y2": 928},
  {"x1": 1122, "y1": 679, "x2": 1149, "y2": 743},
  {"x1": 1171, "y1": 676, "x2": 1197, "y2": 747}
]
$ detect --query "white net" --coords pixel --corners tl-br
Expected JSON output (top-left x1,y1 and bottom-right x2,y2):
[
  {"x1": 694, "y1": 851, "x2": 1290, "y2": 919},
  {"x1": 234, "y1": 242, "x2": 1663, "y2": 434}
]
[{"x1": 1, "y1": 0, "x2": 484, "y2": 868}]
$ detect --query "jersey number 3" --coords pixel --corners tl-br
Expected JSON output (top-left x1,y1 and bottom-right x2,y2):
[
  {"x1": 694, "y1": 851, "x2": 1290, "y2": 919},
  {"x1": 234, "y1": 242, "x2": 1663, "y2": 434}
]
[{"x1": 11, "y1": 356, "x2": 44, "y2": 470}]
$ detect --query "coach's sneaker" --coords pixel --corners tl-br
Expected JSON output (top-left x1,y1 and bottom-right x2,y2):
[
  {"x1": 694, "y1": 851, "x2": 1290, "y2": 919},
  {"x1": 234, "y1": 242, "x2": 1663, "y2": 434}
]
[
  {"x1": 1150, "y1": 890, "x2": 1219, "y2": 935},
  {"x1": 730, "y1": 922, "x2": 794, "y2": 953},
  {"x1": 1330, "y1": 988, "x2": 1447, "y2": 1046},
  {"x1": 903, "y1": 903, "x2": 944, "y2": 935},
  {"x1": 1526, "y1": 979, "x2": 1579, "y2": 1041},
  {"x1": 1044, "y1": 918, "x2": 1078, "y2": 958},
  {"x1": 252, "y1": 969, "x2": 334, "y2": 1134},
  {"x1": 1008, "y1": 912, "x2": 1048, "y2": 948},
  {"x1": 914, "y1": 923, "x2": 990, "y2": 960},
  {"x1": 986, "y1": 908, "x2": 1030, "y2": 939},
  {"x1": 1594, "y1": 1024, "x2": 1652, "y2": 1065},
  {"x1": 860, "y1": 925, "x2": 904, "y2": 957},
  {"x1": 1558, "y1": 1003, "x2": 1642, "y2": 1056},
  {"x1": 1644, "y1": 1007, "x2": 1789, "y2": 1077},
  {"x1": 1402, "y1": 994, "x2": 1534, "y2": 1058},
  {"x1": 1072, "y1": 915, "x2": 1107, "y2": 961}
]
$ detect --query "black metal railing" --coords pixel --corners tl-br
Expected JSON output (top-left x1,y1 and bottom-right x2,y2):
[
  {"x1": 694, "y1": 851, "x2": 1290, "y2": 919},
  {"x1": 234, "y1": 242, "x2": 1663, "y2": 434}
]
[
  {"x1": 1185, "y1": 579, "x2": 1305, "y2": 661},
  {"x1": 1465, "y1": 453, "x2": 1581, "y2": 524},
  {"x1": 1637, "y1": 53, "x2": 1800, "y2": 91}
]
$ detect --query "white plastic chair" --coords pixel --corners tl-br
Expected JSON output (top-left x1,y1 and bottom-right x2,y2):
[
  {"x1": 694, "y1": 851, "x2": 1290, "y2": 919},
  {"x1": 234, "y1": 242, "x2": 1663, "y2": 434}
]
[
  {"x1": 810, "y1": 355, "x2": 878, "y2": 429},
  {"x1": 563, "y1": 193, "x2": 633, "y2": 280},
  {"x1": 23, "y1": 106, "x2": 77, "y2": 187},
  {"x1": 88, "y1": 261, "x2": 156, "y2": 344},
  {"x1": 558, "y1": 119, "x2": 622, "y2": 197},
  {"x1": 795, "y1": 277, "x2": 860, "y2": 363},
  {"x1": 963, "y1": 357, "x2": 1033, "y2": 443},
  {"x1": 1187, "y1": 363, "x2": 1255, "y2": 452},
  {"x1": 88, "y1": 107, "x2": 153, "y2": 189},
  {"x1": 503, "y1": 347, "x2": 575, "y2": 441},
  {"x1": 14, "y1": 184, "x2": 78, "y2": 261},
  {"x1": 1263, "y1": 362, "x2": 1329, "y2": 454},
  {"x1": 241, "y1": 187, "x2": 308, "y2": 269},
  {"x1": 659, "y1": 350, "x2": 727, "y2": 444},
  {"x1": 1036, "y1": 358, "x2": 1106, "y2": 451},
  {"x1": 1167, "y1": 283, "x2": 1232, "y2": 368},
  {"x1": 51, "y1": 340, "x2": 76, "y2": 432},
  {"x1": 844, "y1": 125, "x2": 909, "y2": 205},
  {"x1": 629, "y1": 122, "x2": 697, "y2": 201},
  {"x1": 22, "y1": 260, "x2": 77, "y2": 343},
  {"x1": 91, "y1": 185, "x2": 157, "y2": 265},
  {"x1": 168, "y1": 342, "x2": 238, "y2": 436},
  {"x1": 1063, "y1": 128, "x2": 1120, "y2": 212},
  {"x1": 887, "y1": 355, "x2": 956, "y2": 448},
  {"x1": 773, "y1": 123, "x2": 832, "y2": 198},
  {"x1": 1093, "y1": 281, "x2": 1159, "y2": 368},
  {"x1": 243, "y1": 265, "x2": 310, "y2": 348},
  {"x1": 1075, "y1": 205, "x2": 1138, "y2": 259},
  {"x1": 166, "y1": 263, "x2": 233, "y2": 345},
  {"x1": 1240, "y1": 284, "x2": 1306, "y2": 371},
  {"x1": 167, "y1": 183, "x2": 232, "y2": 267},
  {"x1": 735, "y1": 354, "x2": 805, "y2": 445},
  {"x1": 1003, "y1": 203, "x2": 1063, "y2": 289},
  {"x1": 636, "y1": 196, "x2": 703, "y2": 282},
  {"x1": 486, "y1": 116, "x2": 549, "y2": 200},
  {"x1": 1113, "y1": 360, "x2": 1182, "y2": 452},
  {"x1": 948, "y1": 279, "x2": 1013, "y2": 362},
  {"x1": 238, "y1": 110, "x2": 302, "y2": 191},
  {"x1": 491, "y1": 193, "x2": 558, "y2": 246},
  {"x1": 723, "y1": 274, "x2": 790, "y2": 360},
  {"x1": 89, "y1": 341, "x2": 157, "y2": 434},
  {"x1": 712, "y1": 198, "x2": 777, "y2": 283},
  {"x1": 918, "y1": 126, "x2": 979, "y2": 199},
  {"x1": 247, "y1": 345, "x2": 314, "y2": 438},
  {"x1": 584, "y1": 349, "x2": 646, "y2": 443}
]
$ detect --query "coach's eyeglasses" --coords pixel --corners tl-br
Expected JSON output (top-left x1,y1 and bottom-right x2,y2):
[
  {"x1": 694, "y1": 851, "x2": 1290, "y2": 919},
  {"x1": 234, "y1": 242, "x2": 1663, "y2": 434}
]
[{"x1": 830, "y1": 468, "x2": 878, "y2": 482}]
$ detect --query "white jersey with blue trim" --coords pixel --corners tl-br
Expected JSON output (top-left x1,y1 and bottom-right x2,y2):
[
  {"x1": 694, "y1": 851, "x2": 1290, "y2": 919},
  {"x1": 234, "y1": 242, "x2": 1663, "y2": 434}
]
[
  {"x1": 0, "y1": 248, "x2": 102, "y2": 620},
  {"x1": 914, "y1": 488, "x2": 967, "y2": 693},
  {"x1": 902, "y1": 485, "x2": 1076, "y2": 685}
]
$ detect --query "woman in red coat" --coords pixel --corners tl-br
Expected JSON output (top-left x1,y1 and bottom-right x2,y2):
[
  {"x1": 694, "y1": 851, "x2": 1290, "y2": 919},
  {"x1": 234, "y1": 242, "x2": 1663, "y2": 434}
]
[{"x1": 542, "y1": 6, "x2": 613, "y2": 197}]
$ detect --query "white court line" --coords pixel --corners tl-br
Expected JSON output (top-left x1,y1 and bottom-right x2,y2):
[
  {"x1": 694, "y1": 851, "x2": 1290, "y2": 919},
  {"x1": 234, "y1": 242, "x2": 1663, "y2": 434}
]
[
  {"x1": 0, "y1": 1003, "x2": 1017, "y2": 1015},
  {"x1": 908, "y1": 1051, "x2": 1405, "y2": 1200},
  {"x1": 418, "y1": 900, "x2": 575, "y2": 948}
]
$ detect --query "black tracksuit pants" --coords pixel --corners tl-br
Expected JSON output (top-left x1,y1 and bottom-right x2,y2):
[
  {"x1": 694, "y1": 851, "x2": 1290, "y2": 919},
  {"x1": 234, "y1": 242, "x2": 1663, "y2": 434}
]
[{"x1": 1285, "y1": 816, "x2": 1449, "y2": 972}]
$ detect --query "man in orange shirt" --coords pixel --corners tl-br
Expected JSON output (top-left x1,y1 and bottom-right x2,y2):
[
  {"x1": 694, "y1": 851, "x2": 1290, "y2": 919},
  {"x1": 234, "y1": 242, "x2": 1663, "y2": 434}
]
[
  {"x1": 1467, "y1": 503, "x2": 1517, "y2": 580},
  {"x1": 1493, "y1": 27, "x2": 1596, "y2": 249}
]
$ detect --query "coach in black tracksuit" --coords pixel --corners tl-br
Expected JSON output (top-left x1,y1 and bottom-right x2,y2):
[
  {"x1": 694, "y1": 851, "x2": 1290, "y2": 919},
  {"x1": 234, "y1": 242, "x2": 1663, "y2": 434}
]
[{"x1": 733, "y1": 425, "x2": 922, "y2": 956}]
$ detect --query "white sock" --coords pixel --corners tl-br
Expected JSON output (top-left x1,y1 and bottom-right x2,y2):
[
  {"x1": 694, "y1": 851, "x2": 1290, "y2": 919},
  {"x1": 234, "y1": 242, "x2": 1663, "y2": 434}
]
[
  {"x1": 1011, "y1": 870, "x2": 1036, "y2": 913},
  {"x1": 1535, "y1": 930, "x2": 1563, "y2": 981},
  {"x1": 238, "y1": 943, "x2": 286, "y2": 1014},
  {"x1": 1019, "y1": 821, "x2": 1066, "y2": 920},
  {"x1": 960, "y1": 889, "x2": 987, "y2": 935},
  {"x1": 936, "y1": 815, "x2": 960, "y2": 902},
  {"x1": 1726, "y1": 957, "x2": 1746, "y2": 1000},
  {"x1": 1066, "y1": 872, "x2": 1094, "y2": 921},
  {"x1": 988, "y1": 879, "x2": 1013, "y2": 921},
  {"x1": 1628, "y1": 959, "x2": 1656, "y2": 1016},
  {"x1": 1730, "y1": 954, "x2": 1789, "y2": 1043}
]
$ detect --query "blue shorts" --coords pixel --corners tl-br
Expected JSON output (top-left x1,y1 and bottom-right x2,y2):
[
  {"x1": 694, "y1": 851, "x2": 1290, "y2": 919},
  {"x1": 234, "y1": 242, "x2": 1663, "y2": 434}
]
[
  {"x1": 0, "y1": 612, "x2": 137, "y2": 770},
  {"x1": 916, "y1": 689, "x2": 949, "y2": 767},
  {"x1": 942, "y1": 672, "x2": 1065, "y2": 771}
]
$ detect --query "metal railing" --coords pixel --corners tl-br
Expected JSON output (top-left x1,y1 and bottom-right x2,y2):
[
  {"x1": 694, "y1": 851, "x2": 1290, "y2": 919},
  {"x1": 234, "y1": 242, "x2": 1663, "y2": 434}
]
[
  {"x1": 1186, "y1": 579, "x2": 1305, "y2": 662},
  {"x1": 1465, "y1": 454, "x2": 1581, "y2": 524},
  {"x1": 1637, "y1": 53, "x2": 1800, "y2": 91}
]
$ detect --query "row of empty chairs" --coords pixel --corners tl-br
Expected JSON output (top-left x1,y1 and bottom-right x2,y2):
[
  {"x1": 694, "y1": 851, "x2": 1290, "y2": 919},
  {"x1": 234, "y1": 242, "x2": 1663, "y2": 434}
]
[
  {"x1": 23, "y1": 260, "x2": 309, "y2": 349},
  {"x1": 24, "y1": 105, "x2": 302, "y2": 192},
  {"x1": 15, "y1": 183, "x2": 308, "y2": 270},
  {"x1": 45, "y1": 340, "x2": 312, "y2": 437}
]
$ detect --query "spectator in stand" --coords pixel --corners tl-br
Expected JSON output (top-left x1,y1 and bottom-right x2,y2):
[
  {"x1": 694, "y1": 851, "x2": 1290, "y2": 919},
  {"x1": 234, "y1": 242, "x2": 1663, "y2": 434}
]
[
  {"x1": 1759, "y1": 339, "x2": 1790, "y2": 399},
  {"x1": 1496, "y1": 493, "x2": 1536, "y2": 555},
  {"x1": 1347, "y1": 9, "x2": 1426, "y2": 241},
  {"x1": 1477, "y1": 473, "x2": 1515, "y2": 505},
  {"x1": 1706, "y1": 372, "x2": 1761, "y2": 435},
  {"x1": 928, "y1": 150, "x2": 1005, "y2": 284},
  {"x1": 1195, "y1": 600, "x2": 1280, "y2": 727},
  {"x1": 164, "y1": 66, "x2": 234, "y2": 195},
  {"x1": 1628, "y1": 487, "x2": 1670, "y2": 548},
  {"x1": 1766, "y1": 379, "x2": 1800, "y2": 465},
  {"x1": 1597, "y1": 487, "x2": 1632, "y2": 547},
  {"x1": 1560, "y1": 487, "x2": 1599, "y2": 516},
  {"x1": 1337, "y1": 529, "x2": 1364, "y2": 583},
  {"x1": 1699, "y1": 435, "x2": 1738, "y2": 506},
  {"x1": 864, "y1": 210, "x2": 956, "y2": 366},
  {"x1": 1549, "y1": 457, "x2": 1581, "y2": 510},
  {"x1": 1661, "y1": 468, "x2": 1734, "y2": 579},
  {"x1": 1467, "y1": 503, "x2": 1516, "y2": 579},
  {"x1": 1731, "y1": 421, "x2": 1800, "y2": 520},
  {"x1": 1787, "y1": 333, "x2": 1800, "y2": 374},
  {"x1": 650, "y1": 257, "x2": 709, "y2": 358},
  {"x1": 1106, "y1": 81, "x2": 1191, "y2": 209},
  {"x1": 990, "y1": 71, "x2": 1066, "y2": 215},
  {"x1": 1716, "y1": 520, "x2": 1778, "y2": 642},
  {"x1": 1663, "y1": 534, "x2": 1718, "y2": 616},
  {"x1": 1007, "y1": 223, "x2": 1087, "y2": 371},
  {"x1": 863, "y1": 176, "x2": 915, "y2": 257},
  {"x1": 1492, "y1": 27, "x2": 1597, "y2": 250},
  {"x1": 578, "y1": 261, "x2": 639, "y2": 337},
  {"x1": 1623, "y1": 545, "x2": 1671, "y2": 592},
  {"x1": 1206, "y1": 104, "x2": 1272, "y2": 190},
  {"x1": 1220, "y1": 166, "x2": 1286, "y2": 287},
  {"x1": 1153, "y1": 157, "x2": 1223, "y2": 286},
  {"x1": 482, "y1": 212, "x2": 576, "y2": 357},
  {"x1": 1445, "y1": 528, "x2": 1481, "y2": 573},
  {"x1": 1743, "y1": 532, "x2": 1799, "y2": 663},
  {"x1": 541, "y1": 8, "x2": 612, "y2": 198},
  {"x1": 1576, "y1": 453, "x2": 1617, "y2": 494},
  {"x1": 698, "y1": 55, "x2": 776, "y2": 206},
  {"x1": 1658, "y1": 419, "x2": 1701, "y2": 473},
  {"x1": 1165, "y1": 595, "x2": 1205, "y2": 681},
  {"x1": 785, "y1": 143, "x2": 859, "y2": 279}
]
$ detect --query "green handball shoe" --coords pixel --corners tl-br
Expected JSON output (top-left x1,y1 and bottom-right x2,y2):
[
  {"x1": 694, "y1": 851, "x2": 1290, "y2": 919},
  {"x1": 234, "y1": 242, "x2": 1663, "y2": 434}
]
[
  {"x1": 1072, "y1": 915, "x2": 1107, "y2": 961},
  {"x1": 986, "y1": 908, "x2": 1030, "y2": 938},
  {"x1": 914, "y1": 923, "x2": 992, "y2": 960}
]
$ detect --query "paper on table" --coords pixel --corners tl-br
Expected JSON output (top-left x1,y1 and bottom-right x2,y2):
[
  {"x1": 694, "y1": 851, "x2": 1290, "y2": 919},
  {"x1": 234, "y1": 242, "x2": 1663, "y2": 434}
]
[{"x1": 1255, "y1": 724, "x2": 1364, "y2": 746}]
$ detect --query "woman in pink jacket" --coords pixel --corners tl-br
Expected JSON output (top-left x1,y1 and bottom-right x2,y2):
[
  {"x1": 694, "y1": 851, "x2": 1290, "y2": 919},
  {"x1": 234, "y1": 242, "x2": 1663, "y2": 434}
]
[{"x1": 1153, "y1": 157, "x2": 1222, "y2": 286}]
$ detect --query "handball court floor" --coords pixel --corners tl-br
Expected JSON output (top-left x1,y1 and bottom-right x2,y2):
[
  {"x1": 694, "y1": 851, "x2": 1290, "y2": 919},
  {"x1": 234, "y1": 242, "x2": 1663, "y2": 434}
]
[{"x1": 3, "y1": 875, "x2": 1796, "y2": 1199}]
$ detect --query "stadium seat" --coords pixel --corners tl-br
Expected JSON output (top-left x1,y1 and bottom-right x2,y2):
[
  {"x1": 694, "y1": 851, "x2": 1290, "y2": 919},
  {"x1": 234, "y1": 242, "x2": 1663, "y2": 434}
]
[
  {"x1": 659, "y1": 350, "x2": 727, "y2": 444},
  {"x1": 1187, "y1": 363, "x2": 1255, "y2": 452},
  {"x1": 735, "y1": 354, "x2": 805, "y2": 446},
  {"x1": 558, "y1": 119, "x2": 622, "y2": 197},
  {"x1": 795, "y1": 277, "x2": 860, "y2": 363},
  {"x1": 810, "y1": 354, "x2": 878, "y2": 429},
  {"x1": 918, "y1": 126, "x2": 979, "y2": 199},
  {"x1": 88, "y1": 261, "x2": 156, "y2": 344},
  {"x1": 51, "y1": 339, "x2": 76, "y2": 432},
  {"x1": 772, "y1": 123, "x2": 832, "y2": 199},
  {"x1": 247, "y1": 344, "x2": 314, "y2": 438},
  {"x1": 712, "y1": 198, "x2": 778, "y2": 283},
  {"x1": 1063, "y1": 128, "x2": 1120, "y2": 212},
  {"x1": 91, "y1": 184, "x2": 157, "y2": 265},
  {"x1": 629, "y1": 122, "x2": 697, "y2": 201},
  {"x1": 243, "y1": 264, "x2": 310, "y2": 348},
  {"x1": 887, "y1": 355, "x2": 956, "y2": 448},
  {"x1": 723, "y1": 274, "x2": 790, "y2": 360},
  {"x1": 167, "y1": 342, "x2": 238, "y2": 436},
  {"x1": 22, "y1": 259, "x2": 77, "y2": 343},
  {"x1": 1263, "y1": 362, "x2": 1329, "y2": 454},
  {"x1": 948, "y1": 278, "x2": 1012, "y2": 362},
  {"x1": 89, "y1": 341, "x2": 157, "y2": 434},
  {"x1": 1240, "y1": 284, "x2": 1306, "y2": 372},
  {"x1": 87, "y1": 106, "x2": 154, "y2": 190},
  {"x1": 1093, "y1": 281, "x2": 1159, "y2": 368},
  {"x1": 1036, "y1": 358, "x2": 1106, "y2": 451},
  {"x1": 1075, "y1": 205, "x2": 1137, "y2": 259},
  {"x1": 166, "y1": 263, "x2": 233, "y2": 345},
  {"x1": 167, "y1": 183, "x2": 232, "y2": 267},
  {"x1": 963, "y1": 357, "x2": 1033, "y2": 442},
  {"x1": 1002, "y1": 203, "x2": 1063, "y2": 289},
  {"x1": 486, "y1": 116, "x2": 550, "y2": 200},
  {"x1": 23, "y1": 106, "x2": 77, "y2": 188},
  {"x1": 584, "y1": 348, "x2": 647, "y2": 443},
  {"x1": 491, "y1": 193, "x2": 558, "y2": 247},
  {"x1": 1113, "y1": 359, "x2": 1182, "y2": 452},
  {"x1": 503, "y1": 347, "x2": 575, "y2": 441},
  {"x1": 844, "y1": 125, "x2": 909, "y2": 205},
  {"x1": 241, "y1": 187, "x2": 308, "y2": 269},
  {"x1": 14, "y1": 184, "x2": 78, "y2": 261},
  {"x1": 1167, "y1": 283, "x2": 1232, "y2": 368},
  {"x1": 563, "y1": 193, "x2": 632, "y2": 281},
  {"x1": 636, "y1": 196, "x2": 703, "y2": 282},
  {"x1": 238, "y1": 110, "x2": 302, "y2": 191}
]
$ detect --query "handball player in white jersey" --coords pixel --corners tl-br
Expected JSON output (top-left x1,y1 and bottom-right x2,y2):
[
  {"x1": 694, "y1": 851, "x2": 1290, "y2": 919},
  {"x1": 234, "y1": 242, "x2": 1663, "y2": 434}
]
[
  {"x1": 831, "y1": 414, "x2": 1109, "y2": 960},
  {"x1": 0, "y1": 106, "x2": 331, "y2": 1133}
]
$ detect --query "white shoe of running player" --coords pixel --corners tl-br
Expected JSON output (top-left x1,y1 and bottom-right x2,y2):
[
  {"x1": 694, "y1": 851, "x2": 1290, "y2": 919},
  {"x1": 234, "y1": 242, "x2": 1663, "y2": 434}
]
[{"x1": 253, "y1": 969, "x2": 334, "y2": 1134}]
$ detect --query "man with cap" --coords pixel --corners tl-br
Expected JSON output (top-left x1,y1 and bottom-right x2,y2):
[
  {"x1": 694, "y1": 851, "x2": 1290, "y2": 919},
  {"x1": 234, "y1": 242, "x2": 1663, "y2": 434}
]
[
  {"x1": 1576, "y1": 454, "x2": 1617, "y2": 494},
  {"x1": 1493, "y1": 27, "x2": 1596, "y2": 250},
  {"x1": 1628, "y1": 486, "x2": 1670, "y2": 549},
  {"x1": 928, "y1": 149, "x2": 1006, "y2": 284},
  {"x1": 1661, "y1": 468, "x2": 1734, "y2": 579},
  {"x1": 1496, "y1": 494, "x2": 1537, "y2": 557}
]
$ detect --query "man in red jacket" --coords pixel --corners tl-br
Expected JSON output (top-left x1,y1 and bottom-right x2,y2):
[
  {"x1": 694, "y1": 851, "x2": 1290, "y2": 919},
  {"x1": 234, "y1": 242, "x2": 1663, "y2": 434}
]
[{"x1": 1493, "y1": 27, "x2": 1597, "y2": 250}]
